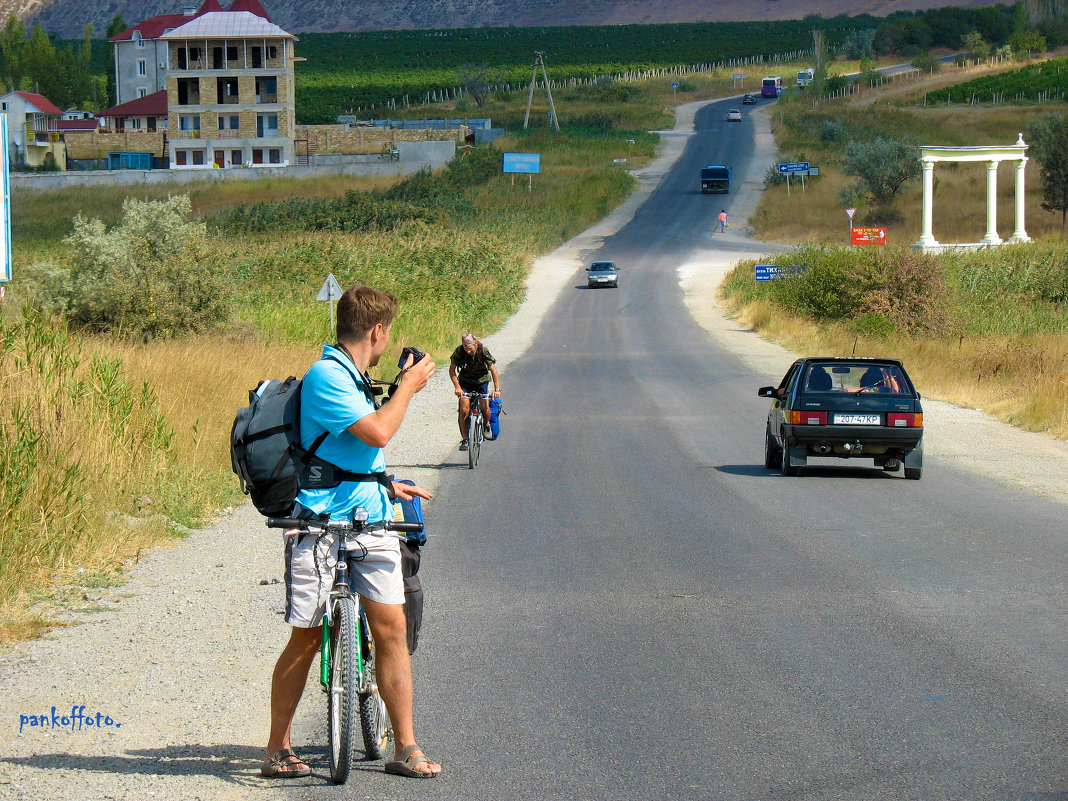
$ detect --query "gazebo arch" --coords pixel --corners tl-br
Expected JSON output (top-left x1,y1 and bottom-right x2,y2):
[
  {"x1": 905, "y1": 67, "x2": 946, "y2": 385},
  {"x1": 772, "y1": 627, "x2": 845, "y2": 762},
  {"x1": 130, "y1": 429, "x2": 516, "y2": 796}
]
[{"x1": 915, "y1": 134, "x2": 1030, "y2": 252}]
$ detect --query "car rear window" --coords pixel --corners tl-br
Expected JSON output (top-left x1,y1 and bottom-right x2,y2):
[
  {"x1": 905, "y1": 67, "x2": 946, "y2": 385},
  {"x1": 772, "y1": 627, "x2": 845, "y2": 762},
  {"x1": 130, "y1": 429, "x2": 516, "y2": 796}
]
[{"x1": 804, "y1": 364, "x2": 909, "y2": 394}]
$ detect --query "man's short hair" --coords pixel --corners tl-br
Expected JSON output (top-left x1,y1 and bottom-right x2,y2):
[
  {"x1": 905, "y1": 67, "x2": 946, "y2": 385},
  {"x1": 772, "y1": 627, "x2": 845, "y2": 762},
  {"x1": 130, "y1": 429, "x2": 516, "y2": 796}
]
[{"x1": 337, "y1": 285, "x2": 398, "y2": 341}]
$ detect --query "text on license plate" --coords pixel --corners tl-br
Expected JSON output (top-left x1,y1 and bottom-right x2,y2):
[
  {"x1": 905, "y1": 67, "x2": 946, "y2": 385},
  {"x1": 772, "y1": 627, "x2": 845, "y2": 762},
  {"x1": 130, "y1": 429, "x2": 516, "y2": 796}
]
[{"x1": 833, "y1": 413, "x2": 881, "y2": 425}]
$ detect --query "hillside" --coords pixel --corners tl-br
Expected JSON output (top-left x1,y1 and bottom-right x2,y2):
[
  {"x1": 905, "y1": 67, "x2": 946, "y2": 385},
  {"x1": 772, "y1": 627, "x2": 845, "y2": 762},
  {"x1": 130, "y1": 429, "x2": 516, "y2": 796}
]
[{"x1": 8, "y1": 0, "x2": 1003, "y2": 39}]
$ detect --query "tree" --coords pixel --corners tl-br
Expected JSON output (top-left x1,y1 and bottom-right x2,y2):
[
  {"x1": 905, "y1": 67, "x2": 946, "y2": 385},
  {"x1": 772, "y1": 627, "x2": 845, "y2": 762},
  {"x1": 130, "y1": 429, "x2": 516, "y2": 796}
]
[
  {"x1": 105, "y1": 13, "x2": 127, "y2": 39},
  {"x1": 0, "y1": 14, "x2": 24, "y2": 92},
  {"x1": 457, "y1": 63, "x2": 502, "y2": 108},
  {"x1": 1026, "y1": 113, "x2": 1068, "y2": 229},
  {"x1": 840, "y1": 137, "x2": 921, "y2": 205},
  {"x1": 839, "y1": 28, "x2": 876, "y2": 60},
  {"x1": 21, "y1": 23, "x2": 56, "y2": 95},
  {"x1": 1009, "y1": 30, "x2": 1047, "y2": 58},
  {"x1": 961, "y1": 31, "x2": 993, "y2": 61}
]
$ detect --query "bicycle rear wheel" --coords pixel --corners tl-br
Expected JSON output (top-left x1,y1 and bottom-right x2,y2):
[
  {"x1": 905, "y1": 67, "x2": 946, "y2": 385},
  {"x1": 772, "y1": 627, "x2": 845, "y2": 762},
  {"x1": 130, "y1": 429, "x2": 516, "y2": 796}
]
[
  {"x1": 328, "y1": 597, "x2": 359, "y2": 784},
  {"x1": 358, "y1": 611, "x2": 390, "y2": 760}
]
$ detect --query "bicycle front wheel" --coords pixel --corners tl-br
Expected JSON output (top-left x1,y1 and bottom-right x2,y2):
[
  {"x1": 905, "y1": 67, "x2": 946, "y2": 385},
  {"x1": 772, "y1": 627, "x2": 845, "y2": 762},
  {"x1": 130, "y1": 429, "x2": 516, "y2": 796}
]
[
  {"x1": 471, "y1": 416, "x2": 482, "y2": 467},
  {"x1": 467, "y1": 412, "x2": 478, "y2": 469},
  {"x1": 328, "y1": 597, "x2": 359, "y2": 784},
  {"x1": 358, "y1": 616, "x2": 390, "y2": 760}
]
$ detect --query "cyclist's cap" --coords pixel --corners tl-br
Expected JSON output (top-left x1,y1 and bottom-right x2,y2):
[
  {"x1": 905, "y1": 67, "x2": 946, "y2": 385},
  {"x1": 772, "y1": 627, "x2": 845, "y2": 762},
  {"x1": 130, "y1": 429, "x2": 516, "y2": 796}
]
[{"x1": 461, "y1": 333, "x2": 476, "y2": 346}]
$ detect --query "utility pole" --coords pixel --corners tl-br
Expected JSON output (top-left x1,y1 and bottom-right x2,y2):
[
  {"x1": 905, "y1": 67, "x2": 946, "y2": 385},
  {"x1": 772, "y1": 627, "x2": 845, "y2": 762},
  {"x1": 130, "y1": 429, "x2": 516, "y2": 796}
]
[{"x1": 523, "y1": 51, "x2": 560, "y2": 132}]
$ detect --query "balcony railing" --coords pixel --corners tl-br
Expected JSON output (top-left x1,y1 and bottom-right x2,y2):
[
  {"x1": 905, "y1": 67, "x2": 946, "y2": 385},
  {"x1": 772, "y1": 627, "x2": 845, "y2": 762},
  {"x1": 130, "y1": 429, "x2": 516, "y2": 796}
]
[
  {"x1": 216, "y1": 130, "x2": 242, "y2": 138},
  {"x1": 175, "y1": 130, "x2": 202, "y2": 139}
]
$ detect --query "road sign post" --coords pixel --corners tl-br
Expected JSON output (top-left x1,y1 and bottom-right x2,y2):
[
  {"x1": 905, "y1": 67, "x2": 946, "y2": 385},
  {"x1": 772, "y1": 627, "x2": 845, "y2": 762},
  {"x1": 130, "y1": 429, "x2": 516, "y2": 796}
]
[
  {"x1": 672, "y1": 81, "x2": 678, "y2": 102},
  {"x1": 317, "y1": 272, "x2": 344, "y2": 334},
  {"x1": 778, "y1": 162, "x2": 810, "y2": 197},
  {"x1": 845, "y1": 207, "x2": 856, "y2": 240}
]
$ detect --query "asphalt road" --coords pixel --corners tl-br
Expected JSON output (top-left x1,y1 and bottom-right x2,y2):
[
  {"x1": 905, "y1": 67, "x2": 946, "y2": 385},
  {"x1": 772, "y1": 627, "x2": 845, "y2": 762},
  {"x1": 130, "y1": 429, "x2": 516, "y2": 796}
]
[{"x1": 302, "y1": 98, "x2": 1068, "y2": 800}]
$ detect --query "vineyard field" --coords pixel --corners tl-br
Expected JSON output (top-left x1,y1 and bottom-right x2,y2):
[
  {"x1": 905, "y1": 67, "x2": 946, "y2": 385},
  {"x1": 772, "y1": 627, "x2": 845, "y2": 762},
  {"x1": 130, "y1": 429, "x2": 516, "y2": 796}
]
[{"x1": 925, "y1": 57, "x2": 1068, "y2": 105}]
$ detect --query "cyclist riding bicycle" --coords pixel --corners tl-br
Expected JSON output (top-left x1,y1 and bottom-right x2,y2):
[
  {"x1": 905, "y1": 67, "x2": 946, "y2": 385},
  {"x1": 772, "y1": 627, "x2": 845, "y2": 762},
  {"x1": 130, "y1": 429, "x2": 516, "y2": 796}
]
[
  {"x1": 263, "y1": 285, "x2": 442, "y2": 780},
  {"x1": 449, "y1": 333, "x2": 501, "y2": 451}
]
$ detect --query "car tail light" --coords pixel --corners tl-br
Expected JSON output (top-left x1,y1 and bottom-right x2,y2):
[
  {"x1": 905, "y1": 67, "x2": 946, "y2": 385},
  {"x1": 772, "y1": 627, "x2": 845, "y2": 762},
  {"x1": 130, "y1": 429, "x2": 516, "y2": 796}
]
[
  {"x1": 789, "y1": 410, "x2": 828, "y2": 425},
  {"x1": 887, "y1": 413, "x2": 923, "y2": 427}
]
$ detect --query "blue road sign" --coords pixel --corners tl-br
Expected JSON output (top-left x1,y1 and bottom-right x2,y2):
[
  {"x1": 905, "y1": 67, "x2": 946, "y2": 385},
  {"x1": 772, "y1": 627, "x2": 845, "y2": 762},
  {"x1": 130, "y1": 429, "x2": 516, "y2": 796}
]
[
  {"x1": 755, "y1": 264, "x2": 807, "y2": 281},
  {"x1": 502, "y1": 152, "x2": 541, "y2": 174},
  {"x1": 671, "y1": 82, "x2": 678, "y2": 89},
  {"x1": 778, "y1": 161, "x2": 811, "y2": 174}
]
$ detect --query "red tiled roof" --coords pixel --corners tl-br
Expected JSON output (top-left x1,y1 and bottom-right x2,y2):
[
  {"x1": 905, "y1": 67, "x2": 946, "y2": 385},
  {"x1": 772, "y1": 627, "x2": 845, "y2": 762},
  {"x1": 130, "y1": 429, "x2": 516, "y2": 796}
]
[
  {"x1": 229, "y1": 0, "x2": 271, "y2": 21},
  {"x1": 16, "y1": 91, "x2": 61, "y2": 115},
  {"x1": 56, "y1": 119, "x2": 100, "y2": 131},
  {"x1": 110, "y1": 0, "x2": 223, "y2": 41},
  {"x1": 98, "y1": 90, "x2": 169, "y2": 118}
]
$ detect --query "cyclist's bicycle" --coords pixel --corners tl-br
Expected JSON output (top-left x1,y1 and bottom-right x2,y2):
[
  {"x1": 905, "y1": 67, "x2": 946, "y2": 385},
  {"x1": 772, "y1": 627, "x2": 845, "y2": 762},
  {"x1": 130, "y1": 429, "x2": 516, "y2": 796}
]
[
  {"x1": 461, "y1": 391, "x2": 489, "y2": 469},
  {"x1": 266, "y1": 509, "x2": 423, "y2": 784}
]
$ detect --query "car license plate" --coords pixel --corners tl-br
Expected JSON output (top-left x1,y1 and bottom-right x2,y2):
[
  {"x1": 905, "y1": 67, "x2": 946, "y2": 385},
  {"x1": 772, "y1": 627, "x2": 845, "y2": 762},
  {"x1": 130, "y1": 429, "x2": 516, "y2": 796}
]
[{"x1": 833, "y1": 413, "x2": 881, "y2": 425}]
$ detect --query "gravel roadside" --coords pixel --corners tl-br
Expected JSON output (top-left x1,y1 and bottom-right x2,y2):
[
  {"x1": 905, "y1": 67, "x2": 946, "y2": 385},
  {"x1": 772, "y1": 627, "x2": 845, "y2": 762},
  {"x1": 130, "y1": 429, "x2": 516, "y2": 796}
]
[{"x1": 1, "y1": 97, "x2": 1064, "y2": 801}]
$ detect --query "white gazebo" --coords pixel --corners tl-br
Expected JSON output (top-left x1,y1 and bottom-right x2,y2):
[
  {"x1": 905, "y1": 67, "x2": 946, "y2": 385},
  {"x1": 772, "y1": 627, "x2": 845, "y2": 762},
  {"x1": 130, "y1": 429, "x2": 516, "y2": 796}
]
[{"x1": 915, "y1": 134, "x2": 1031, "y2": 252}]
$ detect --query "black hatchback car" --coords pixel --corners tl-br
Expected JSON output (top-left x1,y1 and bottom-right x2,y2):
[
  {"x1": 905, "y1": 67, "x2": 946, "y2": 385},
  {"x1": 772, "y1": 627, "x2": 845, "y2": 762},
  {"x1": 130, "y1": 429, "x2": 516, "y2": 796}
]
[{"x1": 759, "y1": 358, "x2": 924, "y2": 479}]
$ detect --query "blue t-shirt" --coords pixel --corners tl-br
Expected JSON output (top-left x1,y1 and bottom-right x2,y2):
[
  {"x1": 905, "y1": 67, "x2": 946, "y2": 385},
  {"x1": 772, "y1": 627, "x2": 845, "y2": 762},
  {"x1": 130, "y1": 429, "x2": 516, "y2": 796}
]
[{"x1": 294, "y1": 345, "x2": 391, "y2": 521}]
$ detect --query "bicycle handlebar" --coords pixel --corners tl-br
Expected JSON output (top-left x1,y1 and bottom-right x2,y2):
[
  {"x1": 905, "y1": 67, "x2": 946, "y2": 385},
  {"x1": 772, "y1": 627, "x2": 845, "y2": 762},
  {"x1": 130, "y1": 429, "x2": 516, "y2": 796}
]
[{"x1": 265, "y1": 517, "x2": 424, "y2": 534}]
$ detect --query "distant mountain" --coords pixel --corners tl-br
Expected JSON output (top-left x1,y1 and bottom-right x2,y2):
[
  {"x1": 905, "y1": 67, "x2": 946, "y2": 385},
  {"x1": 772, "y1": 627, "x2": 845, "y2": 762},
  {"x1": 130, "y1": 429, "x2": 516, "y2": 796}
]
[{"x1": 8, "y1": 0, "x2": 1000, "y2": 39}]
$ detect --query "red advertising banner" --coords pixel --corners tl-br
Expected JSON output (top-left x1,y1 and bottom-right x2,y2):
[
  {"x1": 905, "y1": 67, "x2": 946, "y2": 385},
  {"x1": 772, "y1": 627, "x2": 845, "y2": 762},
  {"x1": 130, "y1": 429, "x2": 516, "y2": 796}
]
[{"x1": 851, "y1": 227, "x2": 887, "y2": 246}]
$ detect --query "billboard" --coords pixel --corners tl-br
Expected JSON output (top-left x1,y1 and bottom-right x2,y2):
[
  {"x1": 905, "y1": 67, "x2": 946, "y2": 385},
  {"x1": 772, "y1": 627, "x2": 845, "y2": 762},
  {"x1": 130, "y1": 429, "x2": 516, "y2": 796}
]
[
  {"x1": 851, "y1": 227, "x2": 887, "y2": 246},
  {"x1": 502, "y1": 152, "x2": 541, "y2": 174}
]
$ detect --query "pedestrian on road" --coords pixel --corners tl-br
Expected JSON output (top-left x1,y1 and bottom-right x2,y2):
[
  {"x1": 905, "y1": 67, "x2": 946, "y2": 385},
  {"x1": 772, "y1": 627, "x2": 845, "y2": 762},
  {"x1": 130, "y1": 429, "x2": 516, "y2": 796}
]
[{"x1": 718, "y1": 209, "x2": 728, "y2": 233}]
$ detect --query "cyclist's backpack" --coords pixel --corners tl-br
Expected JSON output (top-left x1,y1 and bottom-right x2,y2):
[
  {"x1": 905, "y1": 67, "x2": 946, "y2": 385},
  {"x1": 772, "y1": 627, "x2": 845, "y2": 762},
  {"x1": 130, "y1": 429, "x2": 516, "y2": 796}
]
[
  {"x1": 488, "y1": 397, "x2": 504, "y2": 440},
  {"x1": 230, "y1": 356, "x2": 393, "y2": 517}
]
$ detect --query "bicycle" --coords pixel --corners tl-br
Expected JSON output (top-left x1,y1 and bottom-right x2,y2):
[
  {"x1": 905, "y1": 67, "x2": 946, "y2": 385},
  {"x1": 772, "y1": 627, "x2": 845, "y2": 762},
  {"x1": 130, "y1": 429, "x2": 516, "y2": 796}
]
[
  {"x1": 266, "y1": 509, "x2": 423, "y2": 784},
  {"x1": 461, "y1": 390, "x2": 488, "y2": 469}
]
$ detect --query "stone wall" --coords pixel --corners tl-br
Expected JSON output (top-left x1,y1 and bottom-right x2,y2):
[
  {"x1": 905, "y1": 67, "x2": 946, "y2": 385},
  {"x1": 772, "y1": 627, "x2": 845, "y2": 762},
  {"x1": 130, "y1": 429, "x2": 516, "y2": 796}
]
[
  {"x1": 295, "y1": 125, "x2": 462, "y2": 155},
  {"x1": 64, "y1": 131, "x2": 167, "y2": 159}
]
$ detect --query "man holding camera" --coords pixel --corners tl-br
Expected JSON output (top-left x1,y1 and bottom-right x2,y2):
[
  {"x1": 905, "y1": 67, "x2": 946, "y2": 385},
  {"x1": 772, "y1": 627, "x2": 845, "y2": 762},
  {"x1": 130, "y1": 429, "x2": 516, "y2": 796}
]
[
  {"x1": 449, "y1": 333, "x2": 501, "y2": 451},
  {"x1": 263, "y1": 285, "x2": 442, "y2": 780}
]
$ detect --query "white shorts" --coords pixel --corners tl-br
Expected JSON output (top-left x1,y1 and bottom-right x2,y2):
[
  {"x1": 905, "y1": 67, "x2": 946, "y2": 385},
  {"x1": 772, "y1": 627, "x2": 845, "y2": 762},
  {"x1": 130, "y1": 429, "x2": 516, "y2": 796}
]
[{"x1": 284, "y1": 529, "x2": 404, "y2": 628}]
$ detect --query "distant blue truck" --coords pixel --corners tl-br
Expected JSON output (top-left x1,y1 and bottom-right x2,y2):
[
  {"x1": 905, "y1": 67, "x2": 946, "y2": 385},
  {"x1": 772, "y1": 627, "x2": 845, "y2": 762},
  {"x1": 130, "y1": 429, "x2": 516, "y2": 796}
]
[{"x1": 700, "y1": 165, "x2": 731, "y2": 194}]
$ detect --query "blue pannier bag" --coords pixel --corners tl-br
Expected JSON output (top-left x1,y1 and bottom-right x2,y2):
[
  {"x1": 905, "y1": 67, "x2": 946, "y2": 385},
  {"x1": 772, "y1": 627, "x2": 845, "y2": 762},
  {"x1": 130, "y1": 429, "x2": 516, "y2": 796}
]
[{"x1": 488, "y1": 397, "x2": 504, "y2": 440}]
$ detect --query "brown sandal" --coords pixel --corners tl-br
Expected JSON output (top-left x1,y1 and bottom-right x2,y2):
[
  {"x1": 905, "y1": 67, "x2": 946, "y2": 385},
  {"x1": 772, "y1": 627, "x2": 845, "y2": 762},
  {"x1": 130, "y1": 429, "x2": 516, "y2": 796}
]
[
  {"x1": 261, "y1": 748, "x2": 311, "y2": 778},
  {"x1": 384, "y1": 744, "x2": 439, "y2": 778}
]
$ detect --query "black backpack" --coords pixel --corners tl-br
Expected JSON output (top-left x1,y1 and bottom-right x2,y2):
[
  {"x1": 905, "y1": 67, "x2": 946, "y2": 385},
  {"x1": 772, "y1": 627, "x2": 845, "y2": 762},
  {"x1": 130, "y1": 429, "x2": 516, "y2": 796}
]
[{"x1": 230, "y1": 355, "x2": 394, "y2": 517}]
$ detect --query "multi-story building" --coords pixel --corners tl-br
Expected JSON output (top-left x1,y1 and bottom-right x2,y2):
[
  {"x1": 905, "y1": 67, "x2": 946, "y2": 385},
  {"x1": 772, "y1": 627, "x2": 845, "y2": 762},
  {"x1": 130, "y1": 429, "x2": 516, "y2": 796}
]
[
  {"x1": 110, "y1": 0, "x2": 223, "y2": 107},
  {"x1": 160, "y1": 6, "x2": 296, "y2": 168}
]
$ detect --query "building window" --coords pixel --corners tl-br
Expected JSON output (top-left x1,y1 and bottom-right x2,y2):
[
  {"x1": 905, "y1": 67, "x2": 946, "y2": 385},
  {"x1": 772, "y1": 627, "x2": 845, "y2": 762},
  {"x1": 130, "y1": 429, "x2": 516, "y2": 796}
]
[
  {"x1": 129, "y1": 118, "x2": 142, "y2": 130},
  {"x1": 192, "y1": 150, "x2": 205, "y2": 165},
  {"x1": 252, "y1": 148, "x2": 264, "y2": 164},
  {"x1": 227, "y1": 46, "x2": 238, "y2": 62},
  {"x1": 134, "y1": 32, "x2": 144, "y2": 48},
  {"x1": 231, "y1": 149, "x2": 243, "y2": 165},
  {"x1": 256, "y1": 113, "x2": 278, "y2": 137},
  {"x1": 175, "y1": 150, "x2": 188, "y2": 166},
  {"x1": 250, "y1": 47, "x2": 262, "y2": 68},
  {"x1": 256, "y1": 76, "x2": 277, "y2": 103},
  {"x1": 179, "y1": 115, "x2": 201, "y2": 137},
  {"x1": 138, "y1": 59, "x2": 146, "y2": 76},
  {"x1": 217, "y1": 77, "x2": 239, "y2": 104},
  {"x1": 148, "y1": 117, "x2": 157, "y2": 132},
  {"x1": 267, "y1": 45, "x2": 277, "y2": 60},
  {"x1": 269, "y1": 148, "x2": 281, "y2": 164},
  {"x1": 138, "y1": 88, "x2": 148, "y2": 98},
  {"x1": 177, "y1": 78, "x2": 200, "y2": 105},
  {"x1": 177, "y1": 47, "x2": 201, "y2": 69},
  {"x1": 2, "y1": 102, "x2": 7, "y2": 111}
]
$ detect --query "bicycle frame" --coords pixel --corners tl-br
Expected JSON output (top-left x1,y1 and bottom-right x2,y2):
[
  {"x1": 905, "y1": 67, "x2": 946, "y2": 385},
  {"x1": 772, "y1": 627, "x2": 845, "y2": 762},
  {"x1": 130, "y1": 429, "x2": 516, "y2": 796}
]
[{"x1": 320, "y1": 541, "x2": 372, "y2": 694}]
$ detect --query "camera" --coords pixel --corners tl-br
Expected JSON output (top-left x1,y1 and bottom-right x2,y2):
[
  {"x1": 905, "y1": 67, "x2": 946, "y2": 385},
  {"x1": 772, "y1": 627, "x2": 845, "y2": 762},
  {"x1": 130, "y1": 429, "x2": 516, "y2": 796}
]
[{"x1": 398, "y1": 346, "x2": 426, "y2": 369}]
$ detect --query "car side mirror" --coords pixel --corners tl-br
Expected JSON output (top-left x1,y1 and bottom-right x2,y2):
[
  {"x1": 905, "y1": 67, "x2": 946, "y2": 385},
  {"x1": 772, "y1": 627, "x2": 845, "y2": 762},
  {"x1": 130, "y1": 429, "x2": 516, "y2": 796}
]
[
  {"x1": 585, "y1": 267, "x2": 591, "y2": 271},
  {"x1": 758, "y1": 386, "x2": 776, "y2": 398}
]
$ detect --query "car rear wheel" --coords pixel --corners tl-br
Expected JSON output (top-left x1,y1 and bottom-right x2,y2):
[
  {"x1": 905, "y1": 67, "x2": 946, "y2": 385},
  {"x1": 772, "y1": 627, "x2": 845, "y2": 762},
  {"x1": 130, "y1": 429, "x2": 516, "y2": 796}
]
[{"x1": 764, "y1": 428, "x2": 781, "y2": 469}]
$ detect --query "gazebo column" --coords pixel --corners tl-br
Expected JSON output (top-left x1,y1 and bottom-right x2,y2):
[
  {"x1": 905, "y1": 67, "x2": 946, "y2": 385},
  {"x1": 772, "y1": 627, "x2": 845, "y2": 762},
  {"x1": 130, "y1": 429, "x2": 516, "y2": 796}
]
[
  {"x1": 981, "y1": 160, "x2": 1002, "y2": 245},
  {"x1": 916, "y1": 158, "x2": 938, "y2": 248},
  {"x1": 1011, "y1": 156, "x2": 1030, "y2": 243}
]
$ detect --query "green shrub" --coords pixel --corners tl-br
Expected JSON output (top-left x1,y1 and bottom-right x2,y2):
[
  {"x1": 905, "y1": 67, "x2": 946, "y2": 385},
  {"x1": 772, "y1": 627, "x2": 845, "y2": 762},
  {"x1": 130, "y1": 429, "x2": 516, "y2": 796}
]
[
  {"x1": 38, "y1": 195, "x2": 232, "y2": 339},
  {"x1": 820, "y1": 119, "x2": 848, "y2": 142}
]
